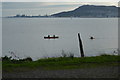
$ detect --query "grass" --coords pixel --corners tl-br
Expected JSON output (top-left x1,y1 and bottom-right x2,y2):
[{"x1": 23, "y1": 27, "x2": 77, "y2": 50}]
[
  {"x1": 2, "y1": 55, "x2": 120, "y2": 72},
  {"x1": 0, "y1": 60, "x2": 1, "y2": 71}
]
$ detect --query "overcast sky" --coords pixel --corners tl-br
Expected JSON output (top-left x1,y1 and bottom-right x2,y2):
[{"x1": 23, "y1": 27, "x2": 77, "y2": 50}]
[{"x1": 2, "y1": 0, "x2": 120, "y2": 2}]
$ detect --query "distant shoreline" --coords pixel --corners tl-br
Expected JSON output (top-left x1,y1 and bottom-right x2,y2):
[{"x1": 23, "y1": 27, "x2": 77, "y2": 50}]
[
  {"x1": 5, "y1": 5, "x2": 120, "y2": 18},
  {"x1": 4, "y1": 16, "x2": 119, "y2": 18}
]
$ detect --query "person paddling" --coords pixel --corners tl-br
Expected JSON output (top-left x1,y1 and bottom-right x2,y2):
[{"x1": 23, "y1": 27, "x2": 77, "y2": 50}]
[{"x1": 90, "y1": 36, "x2": 95, "y2": 40}]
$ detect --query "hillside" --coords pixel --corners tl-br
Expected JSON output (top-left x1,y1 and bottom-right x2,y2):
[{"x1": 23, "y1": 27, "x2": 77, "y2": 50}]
[{"x1": 51, "y1": 5, "x2": 119, "y2": 18}]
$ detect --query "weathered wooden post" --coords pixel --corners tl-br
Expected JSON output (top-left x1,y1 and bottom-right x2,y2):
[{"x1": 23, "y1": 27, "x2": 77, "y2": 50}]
[{"x1": 78, "y1": 33, "x2": 84, "y2": 57}]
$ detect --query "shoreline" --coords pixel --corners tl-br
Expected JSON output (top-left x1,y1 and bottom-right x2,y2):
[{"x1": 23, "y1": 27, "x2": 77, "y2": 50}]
[{"x1": 2, "y1": 55, "x2": 120, "y2": 78}]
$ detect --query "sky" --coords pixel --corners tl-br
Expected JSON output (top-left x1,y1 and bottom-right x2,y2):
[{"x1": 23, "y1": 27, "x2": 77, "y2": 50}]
[
  {"x1": 1, "y1": 0, "x2": 120, "y2": 17},
  {"x1": 1, "y1": 0, "x2": 120, "y2": 2}
]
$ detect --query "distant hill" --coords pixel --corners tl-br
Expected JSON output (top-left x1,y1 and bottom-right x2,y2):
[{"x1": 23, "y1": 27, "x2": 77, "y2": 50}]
[{"x1": 51, "y1": 5, "x2": 119, "y2": 18}]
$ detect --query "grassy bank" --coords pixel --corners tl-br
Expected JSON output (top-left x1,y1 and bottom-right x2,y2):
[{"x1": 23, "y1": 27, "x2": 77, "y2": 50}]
[{"x1": 2, "y1": 55, "x2": 120, "y2": 72}]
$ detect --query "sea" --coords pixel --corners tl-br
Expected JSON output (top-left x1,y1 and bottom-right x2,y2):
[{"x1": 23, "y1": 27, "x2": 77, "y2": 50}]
[{"x1": 2, "y1": 18, "x2": 118, "y2": 60}]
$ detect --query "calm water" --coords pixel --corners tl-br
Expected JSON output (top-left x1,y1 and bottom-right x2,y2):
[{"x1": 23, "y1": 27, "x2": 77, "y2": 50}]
[{"x1": 3, "y1": 18, "x2": 118, "y2": 60}]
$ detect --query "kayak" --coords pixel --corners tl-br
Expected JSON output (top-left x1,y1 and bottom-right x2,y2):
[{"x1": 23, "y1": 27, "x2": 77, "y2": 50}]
[{"x1": 44, "y1": 35, "x2": 59, "y2": 39}]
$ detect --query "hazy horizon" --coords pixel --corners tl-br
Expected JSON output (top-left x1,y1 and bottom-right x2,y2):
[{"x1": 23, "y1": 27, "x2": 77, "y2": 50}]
[{"x1": 2, "y1": 2, "x2": 118, "y2": 17}]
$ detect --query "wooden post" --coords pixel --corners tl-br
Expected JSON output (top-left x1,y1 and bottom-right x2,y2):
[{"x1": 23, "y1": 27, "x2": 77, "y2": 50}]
[{"x1": 78, "y1": 33, "x2": 84, "y2": 57}]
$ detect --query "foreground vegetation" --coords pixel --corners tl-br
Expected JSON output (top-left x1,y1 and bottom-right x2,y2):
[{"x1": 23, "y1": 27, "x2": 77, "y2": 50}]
[{"x1": 2, "y1": 54, "x2": 120, "y2": 72}]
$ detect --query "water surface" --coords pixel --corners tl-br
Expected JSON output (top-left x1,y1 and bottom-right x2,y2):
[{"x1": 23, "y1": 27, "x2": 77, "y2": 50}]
[{"x1": 3, "y1": 18, "x2": 118, "y2": 60}]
